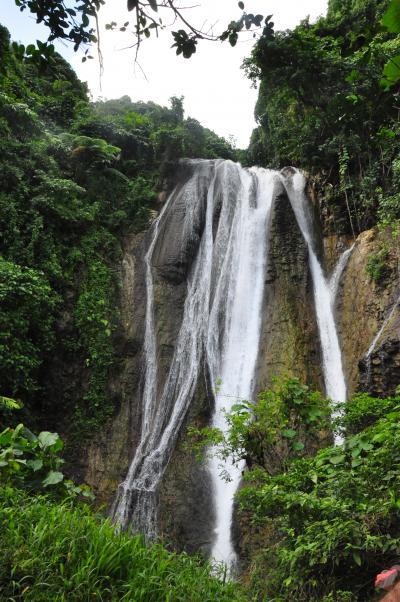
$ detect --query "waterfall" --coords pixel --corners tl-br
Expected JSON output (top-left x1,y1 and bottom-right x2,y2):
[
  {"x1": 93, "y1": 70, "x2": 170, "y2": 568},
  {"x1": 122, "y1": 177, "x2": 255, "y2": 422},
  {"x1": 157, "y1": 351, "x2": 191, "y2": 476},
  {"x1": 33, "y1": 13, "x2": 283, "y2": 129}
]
[
  {"x1": 329, "y1": 243, "x2": 355, "y2": 303},
  {"x1": 113, "y1": 161, "x2": 349, "y2": 571},
  {"x1": 112, "y1": 161, "x2": 277, "y2": 555},
  {"x1": 206, "y1": 166, "x2": 276, "y2": 572},
  {"x1": 281, "y1": 170, "x2": 347, "y2": 439}
]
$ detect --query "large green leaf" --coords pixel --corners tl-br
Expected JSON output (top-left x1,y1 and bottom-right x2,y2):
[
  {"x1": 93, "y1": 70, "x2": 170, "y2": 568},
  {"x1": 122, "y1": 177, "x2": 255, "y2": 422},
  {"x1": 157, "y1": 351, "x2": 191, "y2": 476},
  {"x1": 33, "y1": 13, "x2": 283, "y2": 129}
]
[
  {"x1": 38, "y1": 431, "x2": 62, "y2": 450},
  {"x1": 381, "y1": 55, "x2": 400, "y2": 90},
  {"x1": 382, "y1": 0, "x2": 400, "y2": 33},
  {"x1": 27, "y1": 459, "x2": 43, "y2": 472},
  {"x1": 42, "y1": 470, "x2": 64, "y2": 487}
]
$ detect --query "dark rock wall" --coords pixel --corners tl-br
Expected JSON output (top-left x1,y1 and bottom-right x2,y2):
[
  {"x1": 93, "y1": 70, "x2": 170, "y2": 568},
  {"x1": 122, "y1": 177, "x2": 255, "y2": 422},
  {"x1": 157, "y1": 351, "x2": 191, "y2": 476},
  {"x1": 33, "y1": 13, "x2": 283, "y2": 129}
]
[{"x1": 256, "y1": 186, "x2": 323, "y2": 393}]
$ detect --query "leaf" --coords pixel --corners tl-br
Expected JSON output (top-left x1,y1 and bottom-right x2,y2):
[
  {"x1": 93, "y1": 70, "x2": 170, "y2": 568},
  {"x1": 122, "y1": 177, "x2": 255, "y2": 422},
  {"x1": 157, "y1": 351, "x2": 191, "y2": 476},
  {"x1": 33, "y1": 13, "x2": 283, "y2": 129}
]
[
  {"x1": 229, "y1": 33, "x2": 238, "y2": 46},
  {"x1": 0, "y1": 428, "x2": 12, "y2": 446},
  {"x1": 292, "y1": 441, "x2": 305, "y2": 451},
  {"x1": 38, "y1": 431, "x2": 62, "y2": 450},
  {"x1": 382, "y1": 0, "x2": 400, "y2": 33},
  {"x1": 281, "y1": 428, "x2": 297, "y2": 439},
  {"x1": 27, "y1": 459, "x2": 43, "y2": 472},
  {"x1": 353, "y1": 551, "x2": 362, "y2": 566},
  {"x1": 149, "y1": 0, "x2": 158, "y2": 12},
  {"x1": 238, "y1": 1, "x2": 244, "y2": 9},
  {"x1": 372, "y1": 432, "x2": 387, "y2": 443},
  {"x1": 381, "y1": 55, "x2": 400, "y2": 90},
  {"x1": 0, "y1": 396, "x2": 22, "y2": 410},
  {"x1": 329, "y1": 454, "x2": 345, "y2": 465},
  {"x1": 359, "y1": 441, "x2": 373, "y2": 451},
  {"x1": 42, "y1": 470, "x2": 64, "y2": 487},
  {"x1": 127, "y1": 0, "x2": 138, "y2": 11}
]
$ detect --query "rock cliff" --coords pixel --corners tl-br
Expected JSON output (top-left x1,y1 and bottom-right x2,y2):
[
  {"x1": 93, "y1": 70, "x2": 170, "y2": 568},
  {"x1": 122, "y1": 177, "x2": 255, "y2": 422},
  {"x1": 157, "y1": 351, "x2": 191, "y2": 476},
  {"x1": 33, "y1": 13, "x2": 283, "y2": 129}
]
[{"x1": 82, "y1": 163, "x2": 399, "y2": 559}]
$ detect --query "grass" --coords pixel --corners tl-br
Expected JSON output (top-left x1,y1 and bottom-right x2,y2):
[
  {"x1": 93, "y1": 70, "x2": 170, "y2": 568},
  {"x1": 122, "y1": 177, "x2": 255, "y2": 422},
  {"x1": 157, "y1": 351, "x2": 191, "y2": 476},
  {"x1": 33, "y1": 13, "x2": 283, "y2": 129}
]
[{"x1": 0, "y1": 487, "x2": 247, "y2": 601}]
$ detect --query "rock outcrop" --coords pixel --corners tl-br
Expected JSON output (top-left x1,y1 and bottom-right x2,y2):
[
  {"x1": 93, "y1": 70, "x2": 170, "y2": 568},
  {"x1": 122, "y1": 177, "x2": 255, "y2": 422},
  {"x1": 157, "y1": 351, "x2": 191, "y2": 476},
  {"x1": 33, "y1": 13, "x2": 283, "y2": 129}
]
[
  {"x1": 256, "y1": 183, "x2": 323, "y2": 392},
  {"x1": 337, "y1": 229, "x2": 400, "y2": 397},
  {"x1": 81, "y1": 163, "x2": 399, "y2": 560}
]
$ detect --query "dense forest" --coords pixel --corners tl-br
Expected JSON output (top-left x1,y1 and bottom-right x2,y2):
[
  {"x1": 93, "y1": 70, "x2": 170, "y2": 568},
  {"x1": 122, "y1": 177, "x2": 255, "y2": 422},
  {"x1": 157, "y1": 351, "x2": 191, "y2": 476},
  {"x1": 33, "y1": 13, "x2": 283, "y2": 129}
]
[{"x1": 1, "y1": 0, "x2": 400, "y2": 599}]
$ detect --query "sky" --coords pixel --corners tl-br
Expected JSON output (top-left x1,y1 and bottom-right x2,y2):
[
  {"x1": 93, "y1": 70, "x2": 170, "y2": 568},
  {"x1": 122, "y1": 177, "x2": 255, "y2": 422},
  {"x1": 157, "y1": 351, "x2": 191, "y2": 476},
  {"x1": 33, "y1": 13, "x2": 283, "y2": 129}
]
[{"x1": 3, "y1": 0, "x2": 328, "y2": 147}]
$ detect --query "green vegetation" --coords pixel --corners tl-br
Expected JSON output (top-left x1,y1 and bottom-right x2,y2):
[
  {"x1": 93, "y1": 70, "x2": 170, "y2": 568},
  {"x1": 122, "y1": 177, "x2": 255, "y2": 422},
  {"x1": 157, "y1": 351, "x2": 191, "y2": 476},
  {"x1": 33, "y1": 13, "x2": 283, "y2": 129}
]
[
  {"x1": 0, "y1": 420, "x2": 93, "y2": 499},
  {"x1": 245, "y1": 0, "x2": 400, "y2": 235},
  {"x1": 0, "y1": 417, "x2": 243, "y2": 600},
  {"x1": 0, "y1": 486, "x2": 246, "y2": 601},
  {"x1": 366, "y1": 247, "x2": 390, "y2": 284},
  {"x1": 0, "y1": 22, "x2": 236, "y2": 444},
  {"x1": 199, "y1": 380, "x2": 400, "y2": 601},
  {"x1": 13, "y1": 0, "x2": 265, "y2": 61}
]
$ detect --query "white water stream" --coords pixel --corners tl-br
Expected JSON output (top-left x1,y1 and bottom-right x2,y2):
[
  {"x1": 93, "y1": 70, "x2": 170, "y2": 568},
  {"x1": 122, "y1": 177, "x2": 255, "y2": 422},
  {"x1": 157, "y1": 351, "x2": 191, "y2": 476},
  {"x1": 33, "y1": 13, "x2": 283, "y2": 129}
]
[
  {"x1": 282, "y1": 171, "x2": 348, "y2": 441},
  {"x1": 206, "y1": 166, "x2": 276, "y2": 571},
  {"x1": 114, "y1": 161, "x2": 350, "y2": 571}
]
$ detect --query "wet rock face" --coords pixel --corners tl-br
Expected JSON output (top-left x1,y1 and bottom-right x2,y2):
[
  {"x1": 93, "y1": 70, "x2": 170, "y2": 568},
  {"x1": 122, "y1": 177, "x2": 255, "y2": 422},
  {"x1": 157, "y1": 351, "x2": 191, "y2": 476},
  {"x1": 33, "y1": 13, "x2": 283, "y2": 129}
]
[
  {"x1": 158, "y1": 374, "x2": 215, "y2": 556},
  {"x1": 151, "y1": 161, "x2": 215, "y2": 284},
  {"x1": 336, "y1": 229, "x2": 400, "y2": 397},
  {"x1": 256, "y1": 187, "x2": 323, "y2": 393},
  {"x1": 359, "y1": 338, "x2": 400, "y2": 397}
]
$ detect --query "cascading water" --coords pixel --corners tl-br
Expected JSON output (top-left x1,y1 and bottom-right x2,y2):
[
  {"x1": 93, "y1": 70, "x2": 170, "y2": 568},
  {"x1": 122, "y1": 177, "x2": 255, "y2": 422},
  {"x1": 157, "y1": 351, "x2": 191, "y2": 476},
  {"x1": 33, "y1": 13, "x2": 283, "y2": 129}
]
[
  {"x1": 282, "y1": 171, "x2": 348, "y2": 439},
  {"x1": 206, "y1": 166, "x2": 276, "y2": 571},
  {"x1": 112, "y1": 161, "x2": 278, "y2": 551},
  {"x1": 113, "y1": 160, "x2": 349, "y2": 571},
  {"x1": 329, "y1": 243, "x2": 355, "y2": 303}
]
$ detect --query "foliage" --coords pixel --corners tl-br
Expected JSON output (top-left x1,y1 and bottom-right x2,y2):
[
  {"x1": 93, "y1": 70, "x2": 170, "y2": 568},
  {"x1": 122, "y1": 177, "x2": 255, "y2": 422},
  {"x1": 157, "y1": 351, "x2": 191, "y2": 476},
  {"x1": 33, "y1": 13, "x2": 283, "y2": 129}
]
[
  {"x1": 228, "y1": 378, "x2": 331, "y2": 472},
  {"x1": 244, "y1": 0, "x2": 400, "y2": 235},
  {"x1": 381, "y1": 0, "x2": 400, "y2": 89},
  {"x1": 366, "y1": 247, "x2": 390, "y2": 284},
  {"x1": 14, "y1": 0, "x2": 265, "y2": 60},
  {"x1": 189, "y1": 378, "x2": 331, "y2": 476},
  {"x1": 224, "y1": 384, "x2": 400, "y2": 601},
  {"x1": 0, "y1": 396, "x2": 22, "y2": 411},
  {"x1": 0, "y1": 24, "x2": 236, "y2": 447},
  {"x1": 0, "y1": 423, "x2": 93, "y2": 499},
  {"x1": 0, "y1": 486, "x2": 246, "y2": 601},
  {"x1": 0, "y1": 258, "x2": 58, "y2": 396}
]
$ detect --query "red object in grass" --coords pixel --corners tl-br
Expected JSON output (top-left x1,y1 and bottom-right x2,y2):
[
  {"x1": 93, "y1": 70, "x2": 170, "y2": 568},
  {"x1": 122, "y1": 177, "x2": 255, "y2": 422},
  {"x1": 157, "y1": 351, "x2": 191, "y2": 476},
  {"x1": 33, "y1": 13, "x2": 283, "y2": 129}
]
[{"x1": 376, "y1": 567, "x2": 400, "y2": 591}]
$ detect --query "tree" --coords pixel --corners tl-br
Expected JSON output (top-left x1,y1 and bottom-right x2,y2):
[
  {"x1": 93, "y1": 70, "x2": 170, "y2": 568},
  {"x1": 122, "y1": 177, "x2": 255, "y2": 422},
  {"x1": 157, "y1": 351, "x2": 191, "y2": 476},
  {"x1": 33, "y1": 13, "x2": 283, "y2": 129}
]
[{"x1": 14, "y1": 0, "x2": 269, "y2": 61}]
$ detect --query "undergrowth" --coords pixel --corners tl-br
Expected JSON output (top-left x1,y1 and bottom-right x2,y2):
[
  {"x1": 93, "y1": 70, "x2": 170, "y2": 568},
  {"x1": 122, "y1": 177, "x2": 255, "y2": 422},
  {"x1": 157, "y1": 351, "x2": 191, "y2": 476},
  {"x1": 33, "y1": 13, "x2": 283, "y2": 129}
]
[{"x1": 0, "y1": 487, "x2": 246, "y2": 602}]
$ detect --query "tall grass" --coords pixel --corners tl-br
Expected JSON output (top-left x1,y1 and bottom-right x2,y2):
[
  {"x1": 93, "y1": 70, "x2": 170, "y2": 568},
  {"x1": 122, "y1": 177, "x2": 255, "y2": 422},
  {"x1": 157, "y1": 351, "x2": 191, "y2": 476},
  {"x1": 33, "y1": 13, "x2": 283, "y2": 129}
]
[{"x1": 0, "y1": 487, "x2": 246, "y2": 601}]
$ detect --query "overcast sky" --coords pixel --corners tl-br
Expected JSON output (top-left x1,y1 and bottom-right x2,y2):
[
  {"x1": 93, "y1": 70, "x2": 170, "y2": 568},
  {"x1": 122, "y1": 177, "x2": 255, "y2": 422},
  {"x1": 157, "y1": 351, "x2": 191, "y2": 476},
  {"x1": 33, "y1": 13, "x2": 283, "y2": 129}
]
[{"x1": 3, "y1": 0, "x2": 328, "y2": 147}]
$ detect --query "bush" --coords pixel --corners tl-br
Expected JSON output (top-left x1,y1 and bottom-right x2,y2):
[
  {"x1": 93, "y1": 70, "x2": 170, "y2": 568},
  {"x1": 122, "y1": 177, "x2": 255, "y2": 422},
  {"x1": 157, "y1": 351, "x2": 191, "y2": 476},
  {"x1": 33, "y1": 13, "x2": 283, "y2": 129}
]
[{"x1": 232, "y1": 387, "x2": 400, "y2": 601}]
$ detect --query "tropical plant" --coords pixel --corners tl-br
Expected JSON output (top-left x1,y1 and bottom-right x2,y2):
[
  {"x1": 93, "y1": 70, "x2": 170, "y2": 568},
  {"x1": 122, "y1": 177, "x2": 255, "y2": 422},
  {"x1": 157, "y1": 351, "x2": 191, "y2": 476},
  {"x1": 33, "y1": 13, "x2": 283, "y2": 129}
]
[{"x1": 0, "y1": 423, "x2": 93, "y2": 498}]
